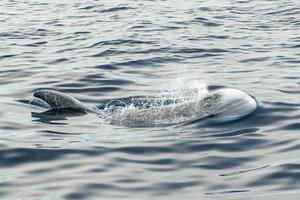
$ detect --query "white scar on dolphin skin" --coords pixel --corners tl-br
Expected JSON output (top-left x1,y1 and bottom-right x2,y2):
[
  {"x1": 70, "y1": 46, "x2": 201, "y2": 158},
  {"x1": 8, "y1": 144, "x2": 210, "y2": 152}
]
[{"x1": 30, "y1": 88, "x2": 257, "y2": 126}]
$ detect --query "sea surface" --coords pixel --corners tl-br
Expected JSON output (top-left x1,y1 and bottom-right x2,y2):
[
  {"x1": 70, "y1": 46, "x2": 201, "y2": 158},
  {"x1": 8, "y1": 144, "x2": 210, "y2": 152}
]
[{"x1": 1, "y1": 0, "x2": 300, "y2": 199}]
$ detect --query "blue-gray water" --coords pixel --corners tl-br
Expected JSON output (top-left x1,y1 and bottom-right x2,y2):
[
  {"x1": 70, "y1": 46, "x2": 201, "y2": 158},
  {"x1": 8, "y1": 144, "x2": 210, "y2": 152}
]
[{"x1": 1, "y1": 0, "x2": 300, "y2": 199}]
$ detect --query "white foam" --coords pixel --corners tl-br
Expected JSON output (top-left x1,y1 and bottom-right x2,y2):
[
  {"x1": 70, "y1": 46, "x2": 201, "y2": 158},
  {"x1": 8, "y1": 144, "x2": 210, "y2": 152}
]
[{"x1": 101, "y1": 83, "x2": 257, "y2": 126}]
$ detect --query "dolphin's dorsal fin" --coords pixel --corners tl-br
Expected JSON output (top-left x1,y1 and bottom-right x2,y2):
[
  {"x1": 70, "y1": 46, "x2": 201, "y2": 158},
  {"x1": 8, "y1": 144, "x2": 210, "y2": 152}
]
[{"x1": 33, "y1": 90, "x2": 91, "y2": 111}]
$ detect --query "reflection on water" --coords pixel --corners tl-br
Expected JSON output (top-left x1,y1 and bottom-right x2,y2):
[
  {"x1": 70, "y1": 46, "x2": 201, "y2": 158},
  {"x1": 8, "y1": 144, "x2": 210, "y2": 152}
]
[{"x1": 1, "y1": 0, "x2": 300, "y2": 199}]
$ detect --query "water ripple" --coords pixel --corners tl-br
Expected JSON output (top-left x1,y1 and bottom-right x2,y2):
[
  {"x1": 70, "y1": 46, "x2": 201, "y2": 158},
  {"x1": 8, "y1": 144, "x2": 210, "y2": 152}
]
[{"x1": 1, "y1": 0, "x2": 300, "y2": 199}]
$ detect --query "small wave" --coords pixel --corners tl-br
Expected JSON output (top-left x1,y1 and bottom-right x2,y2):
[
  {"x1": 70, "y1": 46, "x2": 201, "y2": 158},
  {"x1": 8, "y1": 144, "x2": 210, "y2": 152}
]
[
  {"x1": 171, "y1": 47, "x2": 229, "y2": 54},
  {"x1": 265, "y1": 7, "x2": 300, "y2": 16},
  {"x1": 89, "y1": 39, "x2": 153, "y2": 47},
  {"x1": 79, "y1": 5, "x2": 96, "y2": 10},
  {"x1": 99, "y1": 6, "x2": 134, "y2": 13},
  {"x1": 91, "y1": 49, "x2": 128, "y2": 57},
  {"x1": 0, "y1": 54, "x2": 18, "y2": 60},
  {"x1": 46, "y1": 58, "x2": 69, "y2": 64},
  {"x1": 192, "y1": 17, "x2": 222, "y2": 27}
]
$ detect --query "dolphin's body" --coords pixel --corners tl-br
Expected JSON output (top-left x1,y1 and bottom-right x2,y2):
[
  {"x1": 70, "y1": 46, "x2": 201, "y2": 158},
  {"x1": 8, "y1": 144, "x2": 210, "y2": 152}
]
[
  {"x1": 28, "y1": 88, "x2": 257, "y2": 126},
  {"x1": 103, "y1": 88, "x2": 256, "y2": 126}
]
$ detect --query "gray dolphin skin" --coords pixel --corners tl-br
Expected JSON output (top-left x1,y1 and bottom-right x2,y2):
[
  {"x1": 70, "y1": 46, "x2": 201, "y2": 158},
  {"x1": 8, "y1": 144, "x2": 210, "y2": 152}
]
[
  {"x1": 31, "y1": 88, "x2": 257, "y2": 126},
  {"x1": 33, "y1": 90, "x2": 93, "y2": 112}
]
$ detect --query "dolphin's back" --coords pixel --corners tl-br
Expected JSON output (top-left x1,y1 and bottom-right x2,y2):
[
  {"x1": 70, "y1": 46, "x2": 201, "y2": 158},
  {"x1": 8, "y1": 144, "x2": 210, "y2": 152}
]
[{"x1": 34, "y1": 90, "x2": 91, "y2": 111}]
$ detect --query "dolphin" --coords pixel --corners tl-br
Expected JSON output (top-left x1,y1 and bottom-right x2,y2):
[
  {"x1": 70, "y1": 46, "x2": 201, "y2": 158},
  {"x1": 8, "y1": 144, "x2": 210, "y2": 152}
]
[
  {"x1": 103, "y1": 88, "x2": 257, "y2": 126},
  {"x1": 29, "y1": 88, "x2": 257, "y2": 126}
]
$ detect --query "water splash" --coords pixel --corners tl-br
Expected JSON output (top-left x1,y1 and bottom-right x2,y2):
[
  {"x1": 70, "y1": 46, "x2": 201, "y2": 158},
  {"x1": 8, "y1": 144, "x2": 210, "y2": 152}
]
[
  {"x1": 98, "y1": 81, "x2": 256, "y2": 127},
  {"x1": 99, "y1": 82, "x2": 219, "y2": 126}
]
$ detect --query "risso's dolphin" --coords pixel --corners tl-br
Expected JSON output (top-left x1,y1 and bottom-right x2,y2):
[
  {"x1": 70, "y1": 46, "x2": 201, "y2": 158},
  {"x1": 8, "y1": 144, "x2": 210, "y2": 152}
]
[
  {"x1": 102, "y1": 88, "x2": 257, "y2": 126},
  {"x1": 25, "y1": 88, "x2": 257, "y2": 126}
]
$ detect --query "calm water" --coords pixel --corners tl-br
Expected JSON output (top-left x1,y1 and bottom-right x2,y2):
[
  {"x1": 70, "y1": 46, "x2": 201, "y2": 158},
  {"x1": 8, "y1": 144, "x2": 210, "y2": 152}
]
[{"x1": 1, "y1": 0, "x2": 300, "y2": 199}]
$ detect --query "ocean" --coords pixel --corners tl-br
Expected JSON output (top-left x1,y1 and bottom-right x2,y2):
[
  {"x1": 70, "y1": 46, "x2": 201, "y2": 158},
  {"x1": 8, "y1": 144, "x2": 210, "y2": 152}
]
[{"x1": 0, "y1": 0, "x2": 300, "y2": 199}]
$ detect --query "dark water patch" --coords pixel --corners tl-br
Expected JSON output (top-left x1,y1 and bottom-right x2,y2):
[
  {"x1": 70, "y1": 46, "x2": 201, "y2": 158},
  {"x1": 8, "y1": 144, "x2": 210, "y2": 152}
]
[
  {"x1": 55, "y1": 83, "x2": 86, "y2": 88},
  {"x1": 88, "y1": 168, "x2": 107, "y2": 173},
  {"x1": 195, "y1": 156, "x2": 256, "y2": 170},
  {"x1": 247, "y1": 163, "x2": 300, "y2": 189},
  {"x1": 89, "y1": 39, "x2": 154, "y2": 47},
  {"x1": 46, "y1": 58, "x2": 69, "y2": 65},
  {"x1": 224, "y1": 69, "x2": 258, "y2": 73},
  {"x1": 94, "y1": 64, "x2": 119, "y2": 70},
  {"x1": 113, "y1": 146, "x2": 172, "y2": 155},
  {"x1": 264, "y1": 101, "x2": 300, "y2": 108},
  {"x1": 107, "y1": 57, "x2": 182, "y2": 67},
  {"x1": 99, "y1": 6, "x2": 134, "y2": 13},
  {"x1": 91, "y1": 49, "x2": 128, "y2": 57},
  {"x1": 0, "y1": 148, "x2": 106, "y2": 167},
  {"x1": 115, "y1": 157, "x2": 176, "y2": 166},
  {"x1": 0, "y1": 54, "x2": 18, "y2": 60},
  {"x1": 146, "y1": 167, "x2": 175, "y2": 172},
  {"x1": 236, "y1": 0, "x2": 252, "y2": 4},
  {"x1": 129, "y1": 25, "x2": 148, "y2": 30},
  {"x1": 172, "y1": 47, "x2": 229, "y2": 54},
  {"x1": 54, "y1": 35, "x2": 77, "y2": 41},
  {"x1": 283, "y1": 76, "x2": 300, "y2": 80},
  {"x1": 276, "y1": 143, "x2": 300, "y2": 153},
  {"x1": 240, "y1": 56, "x2": 270, "y2": 63},
  {"x1": 192, "y1": 17, "x2": 222, "y2": 27},
  {"x1": 79, "y1": 5, "x2": 96, "y2": 10},
  {"x1": 160, "y1": 25, "x2": 181, "y2": 30},
  {"x1": 186, "y1": 52, "x2": 222, "y2": 59},
  {"x1": 198, "y1": 7, "x2": 214, "y2": 12},
  {"x1": 285, "y1": 60, "x2": 300, "y2": 64},
  {"x1": 0, "y1": 31, "x2": 24, "y2": 39},
  {"x1": 84, "y1": 79, "x2": 133, "y2": 86},
  {"x1": 0, "y1": 69, "x2": 34, "y2": 80},
  {"x1": 0, "y1": 182, "x2": 11, "y2": 188},
  {"x1": 155, "y1": 181, "x2": 200, "y2": 192},
  {"x1": 205, "y1": 189, "x2": 250, "y2": 195},
  {"x1": 254, "y1": 24, "x2": 274, "y2": 29},
  {"x1": 276, "y1": 89, "x2": 300, "y2": 94},
  {"x1": 290, "y1": 44, "x2": 300, "y2": 48},
  {"x1": 27, "y1": 167, "x2": 55, "y2": 175},
  {"x1": 128, "y1": 47, "x2": 171, "y2": 55},
  {"x1": 42, "y1": 130, "x2": 84, "y2": 136},
  {"x1": 280, "y1": 43, "x2": 300, "y2": 49},
  {"x1": 62, "y1": 86, "x2": 120, "y2": 93},
  {"x1": 79, "y1": 73, "x2": 104, "y2": 80},
  {"x1": 207, "y1": 35, "x2": 230, "y2": 39},
  {"x1": 116, "y1": 178, "x2": 143, "y2": 184},
  {"x1": 74, "y1": 31, "x2": 90, "y2": 35},
  {"x1": 280, "y1": 123, "x2": 300, "y2": 131},
  {"x1": 265, "y1": 7, "x2": 300, "y2": 16},
  {"x1": 23, "y1": 41, "x2": 48, "y2": 47},
  {"x1": 64, "y1": 183, "x2": 116, "y2": 200}
]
